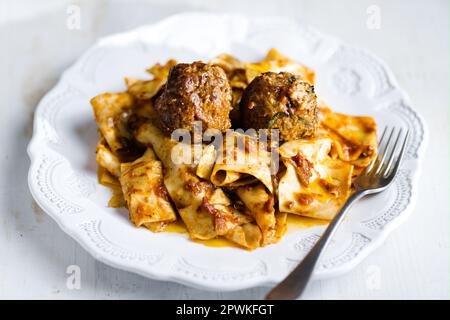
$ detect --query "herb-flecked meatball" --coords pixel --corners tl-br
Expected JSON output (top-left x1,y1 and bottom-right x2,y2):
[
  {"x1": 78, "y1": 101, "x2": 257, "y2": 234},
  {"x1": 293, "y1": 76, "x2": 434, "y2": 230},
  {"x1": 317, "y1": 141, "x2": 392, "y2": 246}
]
[
  {"x1": 154, "y1": 62, "x2": 232, "y2": 135},
  {"x1": 240, "y1": 72, "x2": 317, "y2": 141}
]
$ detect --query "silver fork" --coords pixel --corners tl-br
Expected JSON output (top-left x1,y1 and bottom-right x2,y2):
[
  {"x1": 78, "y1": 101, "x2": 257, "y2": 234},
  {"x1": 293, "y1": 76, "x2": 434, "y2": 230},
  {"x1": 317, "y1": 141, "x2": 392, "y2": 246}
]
[{"x1": 265, "y1": 127, "x2": 409, "y2": 300}]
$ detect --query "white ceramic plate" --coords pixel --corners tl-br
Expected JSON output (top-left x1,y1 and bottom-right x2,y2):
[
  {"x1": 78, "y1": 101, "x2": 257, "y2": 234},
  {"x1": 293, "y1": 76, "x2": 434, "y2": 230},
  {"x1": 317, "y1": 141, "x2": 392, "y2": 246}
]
[{"x1": 28, "y1": 12, "x2": 427, "y2": 291}]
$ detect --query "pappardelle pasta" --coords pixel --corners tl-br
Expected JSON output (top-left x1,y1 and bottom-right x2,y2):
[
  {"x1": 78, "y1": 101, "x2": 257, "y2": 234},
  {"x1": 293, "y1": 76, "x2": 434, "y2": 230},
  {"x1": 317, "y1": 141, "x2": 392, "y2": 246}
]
[{"x1": 91, "y1": 49, "x2": 377, "y2": 249}]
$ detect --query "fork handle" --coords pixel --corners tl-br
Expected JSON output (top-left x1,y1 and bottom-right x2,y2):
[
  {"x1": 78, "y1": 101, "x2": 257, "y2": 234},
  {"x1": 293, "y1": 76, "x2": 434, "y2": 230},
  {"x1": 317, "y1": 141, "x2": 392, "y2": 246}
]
[{"x1": 265, "y1": 190, "x2": 366, "y2": 300}]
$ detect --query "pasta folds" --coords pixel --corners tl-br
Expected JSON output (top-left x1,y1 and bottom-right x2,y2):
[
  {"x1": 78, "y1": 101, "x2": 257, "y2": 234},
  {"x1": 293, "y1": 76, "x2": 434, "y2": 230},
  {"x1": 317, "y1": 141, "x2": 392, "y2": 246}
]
[
  {"x1": 91, "y1": 93, "x2": 135, "y2": 154},
  {"x1": 125, "y1": 59, "x2": 177, "y2": 101},
  {"x1": 210, "y1": 132, "x2": 273, "y2": 193},
  {"x1": 224, "y1": 223, "x2": 262, "y2": 250},
  {"x1": 136, "y1": 123, "x2": 251, "y2": 243},
  {"x1": 278, "y1": 138, "x2": 353, "y2": 220},
  {"x1": 120, "y1": 148, "x2": 176, "y2": 229},
  {"x1": 236, "y1": 183, "x2": 276, "y2": 245},
  {"x1": 320, "y1": 107, "x2": 377, "y2": 167},
  {"x1": 96, "y1": 138, "x2": 121, "y2": 178},
  {"x1": 97, "y1": 165, "x2": 126, "y2": 208}
]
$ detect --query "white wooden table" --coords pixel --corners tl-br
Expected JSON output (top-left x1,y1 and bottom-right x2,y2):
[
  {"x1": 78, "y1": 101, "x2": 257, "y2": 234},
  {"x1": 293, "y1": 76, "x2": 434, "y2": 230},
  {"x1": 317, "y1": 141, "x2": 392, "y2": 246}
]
[{"x1": 0, "y1": 0, "x2": 448, "y2": 299}]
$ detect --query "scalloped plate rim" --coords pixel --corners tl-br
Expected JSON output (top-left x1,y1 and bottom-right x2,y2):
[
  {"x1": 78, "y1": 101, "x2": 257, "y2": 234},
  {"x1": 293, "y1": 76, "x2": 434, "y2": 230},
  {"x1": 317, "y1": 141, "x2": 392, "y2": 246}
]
[{"x1": 27, "y1": 12, "x2": 427, "y2": 291}]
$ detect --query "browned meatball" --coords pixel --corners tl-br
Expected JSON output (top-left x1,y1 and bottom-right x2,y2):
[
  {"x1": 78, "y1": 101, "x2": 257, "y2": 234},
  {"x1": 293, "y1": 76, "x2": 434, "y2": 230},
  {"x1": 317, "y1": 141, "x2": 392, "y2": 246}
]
[
  {"x1": 240, "y1": 72, "x2": 317, "y2": 141},
  {"x1": 154, "y1": 62, "x2": 232, "y2": 135}
]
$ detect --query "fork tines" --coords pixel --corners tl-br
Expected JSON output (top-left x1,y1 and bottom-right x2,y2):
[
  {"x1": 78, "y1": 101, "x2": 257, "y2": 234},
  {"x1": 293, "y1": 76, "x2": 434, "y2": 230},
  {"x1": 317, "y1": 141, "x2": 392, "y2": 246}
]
[{"x1": 366, "y1": 126, "x2": 409, "y2": 178}]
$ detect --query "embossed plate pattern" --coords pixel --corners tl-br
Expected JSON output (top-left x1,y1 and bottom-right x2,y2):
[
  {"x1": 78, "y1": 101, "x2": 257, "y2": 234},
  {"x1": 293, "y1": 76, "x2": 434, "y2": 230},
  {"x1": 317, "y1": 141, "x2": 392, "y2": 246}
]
[{"x1": 27, "y1": 13, "x2": 427, "y2": 291}]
